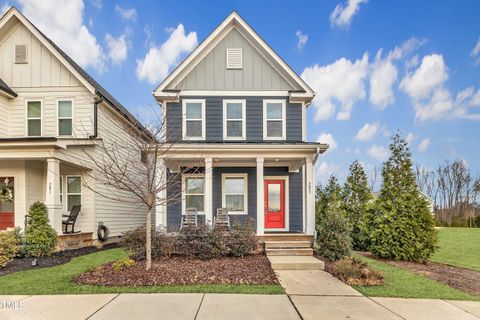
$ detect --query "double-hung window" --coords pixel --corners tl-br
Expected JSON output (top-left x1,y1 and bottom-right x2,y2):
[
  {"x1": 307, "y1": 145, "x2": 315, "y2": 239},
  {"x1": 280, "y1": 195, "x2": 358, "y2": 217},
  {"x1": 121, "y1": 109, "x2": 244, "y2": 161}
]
[
  {"x1": 183, "y1": 99, "x2": 205, "y2": 140},
  {"x1": 184, "y1": 175, "x2": 205, "y2": 214},
  {"x1": 58, "y1": 100, "x2": 73, "y2": 136},
  {"x1": 222, "y1": 174, "x2": 248, "y2": 215},
  {"x1": 66, "y1": 176, "x2": 81, "y2": 211},
  {"x1": 263, "y1": 100, "x2": 286, "y2": 140},
  {"x1": 223, "y1": 100, "x2": 246, "y2": 140},
  {"x1": 27, "y1": 101, "x2": 42, "y2": 136}
]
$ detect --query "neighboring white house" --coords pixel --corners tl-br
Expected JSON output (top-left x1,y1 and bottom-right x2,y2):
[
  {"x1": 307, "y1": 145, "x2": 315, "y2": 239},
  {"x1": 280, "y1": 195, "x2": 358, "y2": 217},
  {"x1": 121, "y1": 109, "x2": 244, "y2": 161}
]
[{"x1": 0, "y1": 7, "x2": 146, "y2": 246}]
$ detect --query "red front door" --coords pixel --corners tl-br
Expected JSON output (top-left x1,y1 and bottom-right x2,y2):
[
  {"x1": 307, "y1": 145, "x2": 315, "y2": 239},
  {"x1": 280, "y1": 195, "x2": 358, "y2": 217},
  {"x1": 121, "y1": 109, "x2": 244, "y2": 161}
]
[
  {"x1": 0, "y1": 177, "x2": 15, "y2": 230},
  {"x1": 264, "y1": 180, "x2": 285, "y2": 229}
]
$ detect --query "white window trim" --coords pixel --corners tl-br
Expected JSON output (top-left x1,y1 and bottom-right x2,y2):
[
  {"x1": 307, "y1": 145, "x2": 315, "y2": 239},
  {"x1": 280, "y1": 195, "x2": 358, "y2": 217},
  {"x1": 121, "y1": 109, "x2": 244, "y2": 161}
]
[
  {"x1": 263, "y1": 99, "x2": 286, "y2": 140},
  {"x1": 66, "y1": 175, "x2": 82, "y2": 212},
  {"x1": 264, "y1": 175, "x2": 289, "y2": 232},
  {"x1": 222, "y1": 173, "x2": 248, "y2": 215},
  {"x1": 56, "y1": 99, "x2": 74, "y2": 137},
  {"x1": 182, "y1": 99, "x2": 206, "y2": 140},
  {"x1": 59, "y1": 176, "x2": 63, "y2": 206},
  {"x1": 182, "y1": 173, "x2": 205, "y2": 215},
  {"x1": 25, "y1": 100, "x2": 42, "y2": 137},
  {"x1": 223, "y1": 99, "x2": 246, "y2": 140}
]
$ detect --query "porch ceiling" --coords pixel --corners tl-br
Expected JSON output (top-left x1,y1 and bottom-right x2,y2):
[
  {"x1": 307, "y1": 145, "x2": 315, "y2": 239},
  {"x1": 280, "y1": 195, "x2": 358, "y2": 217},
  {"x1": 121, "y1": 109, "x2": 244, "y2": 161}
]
[{"x1": 164, "y1": 157, "x2": 305, "y2": 172}]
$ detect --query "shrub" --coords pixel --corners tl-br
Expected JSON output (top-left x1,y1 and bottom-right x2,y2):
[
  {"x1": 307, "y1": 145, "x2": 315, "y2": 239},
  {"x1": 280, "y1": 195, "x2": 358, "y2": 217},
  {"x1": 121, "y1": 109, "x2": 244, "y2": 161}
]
[
  {"x1": 112, "y1": 257, "x2": 135, "y2": 272},
  {"x1": 225, "y1": 219, "x2": 257, "y2": 257},
  {"x1": 0, "y1": 231, "x2": 19, "y2": 267},
  {"x1": 176, "y1": 224, "x2": 217, "y2": 259},
  {"x1": 120, "y1": 226, "x2": 161, "y2": 260},
  {"x1": 24, "y1": 202, "x2": 57, "y2": 257},
  {"x1": 331, "y1": 257, "x2": 384, "y2": 286},
  {"x1": 316, "y1": 176, "x2": 352, "y2": 261},
  {"x1": 367, "y1": 134, "x2": 437, "y2": 261}
]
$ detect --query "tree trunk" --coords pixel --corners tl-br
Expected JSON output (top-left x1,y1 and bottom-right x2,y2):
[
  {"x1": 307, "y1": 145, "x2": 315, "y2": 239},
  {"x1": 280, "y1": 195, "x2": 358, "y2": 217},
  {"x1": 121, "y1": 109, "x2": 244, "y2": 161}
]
[{"x1": 146, "y1": 207, "x2": 152, "y2": 270}]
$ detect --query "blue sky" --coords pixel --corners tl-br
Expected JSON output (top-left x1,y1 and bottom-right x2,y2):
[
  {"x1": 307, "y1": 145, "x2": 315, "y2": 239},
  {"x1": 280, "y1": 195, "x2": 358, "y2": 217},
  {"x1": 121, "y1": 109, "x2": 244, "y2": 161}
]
[{"x1": 4, "y1": 0, "x2": 480, "y2": 186}]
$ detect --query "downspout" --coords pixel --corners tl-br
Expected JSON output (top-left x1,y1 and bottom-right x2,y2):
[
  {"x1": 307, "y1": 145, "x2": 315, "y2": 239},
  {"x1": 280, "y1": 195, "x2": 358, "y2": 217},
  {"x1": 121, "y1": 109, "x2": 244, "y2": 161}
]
[{"x1": 89, "y1": 95, "x2": 103, "y2": 139}]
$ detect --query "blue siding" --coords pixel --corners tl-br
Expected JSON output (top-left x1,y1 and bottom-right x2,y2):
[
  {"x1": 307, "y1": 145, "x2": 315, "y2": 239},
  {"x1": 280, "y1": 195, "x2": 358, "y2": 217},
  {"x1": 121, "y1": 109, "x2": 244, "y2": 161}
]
[{"x1": 166, "y1": 96, "x2": 303, "y2": 142}]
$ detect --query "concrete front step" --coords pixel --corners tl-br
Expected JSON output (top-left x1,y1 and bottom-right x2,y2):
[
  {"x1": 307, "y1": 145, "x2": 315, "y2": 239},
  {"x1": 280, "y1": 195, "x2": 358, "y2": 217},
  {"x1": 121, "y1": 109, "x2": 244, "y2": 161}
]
[
  {"x1": 260, "y1": 234, "x2": 314, "y2": 242},
  {"x1": 266, "y1": 248, "x2": 314, "y2": 256},
  {"x1": 264, "y1": 241, "x2": 312, "y2": 249},
  {"x1": 268, "y1": 256, "x2": 325, "y2": 270}
]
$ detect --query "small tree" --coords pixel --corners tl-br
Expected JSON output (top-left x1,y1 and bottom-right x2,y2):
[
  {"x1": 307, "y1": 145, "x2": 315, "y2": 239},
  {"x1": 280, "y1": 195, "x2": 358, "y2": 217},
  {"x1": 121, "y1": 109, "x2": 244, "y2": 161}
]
[
  {"x1": 368, "y1": 134, "x2": 437, "y2": 261},
  {"x1": 24, "y1": 202, "x2": 58, "y2": 257},
  {"x1": 342, "y1": 160, "x2": 372, "y2": 251},
  {"x1": 316, "y1": 176, "x2": 352, "y2": 261}
]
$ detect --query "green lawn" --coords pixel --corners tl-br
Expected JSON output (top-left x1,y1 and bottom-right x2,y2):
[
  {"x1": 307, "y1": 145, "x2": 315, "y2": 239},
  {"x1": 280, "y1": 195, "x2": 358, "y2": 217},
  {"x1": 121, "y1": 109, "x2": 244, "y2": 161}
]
[
  {"x1": 353, "y1": 254, "x2": 480, "y2": 301},
  {"x1": 0, "y1": 248, "x2": 283, "y2": 295},
  {"x1": 431, "y1": 227, "x2": 480, "y2": 271}
]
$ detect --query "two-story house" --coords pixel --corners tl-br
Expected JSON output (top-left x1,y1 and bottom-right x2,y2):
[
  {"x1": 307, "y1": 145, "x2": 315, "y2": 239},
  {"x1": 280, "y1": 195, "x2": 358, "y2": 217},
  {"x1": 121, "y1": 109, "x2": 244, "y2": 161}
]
[
  {"x1": 154, "y1": 12, "x2": 328, "y2": 251},
  {"x1": 0, "y1": 7, "x2": 146, "y2": 248}
]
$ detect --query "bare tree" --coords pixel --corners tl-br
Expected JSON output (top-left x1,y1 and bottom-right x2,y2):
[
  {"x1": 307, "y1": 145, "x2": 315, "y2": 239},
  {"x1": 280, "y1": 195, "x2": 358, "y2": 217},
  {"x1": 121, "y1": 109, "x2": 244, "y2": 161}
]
[{"x1": 368, "y1": 165, "x2": 380, "y2": 191}]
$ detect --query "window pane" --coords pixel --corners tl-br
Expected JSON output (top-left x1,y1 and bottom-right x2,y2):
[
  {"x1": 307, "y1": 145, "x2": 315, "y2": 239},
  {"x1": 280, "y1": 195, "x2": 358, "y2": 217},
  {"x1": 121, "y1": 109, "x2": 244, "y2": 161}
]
[
  {"x1": 226, "y1": 121, "x2": 242, "y2": 137},
  {"x1": 27, "y1": 101, "x2": 41, "y2": 118},
  {"x1": 28, "y1": 119, "x2": 41, "y2": 136},
  {"x1": 67, "y1": 177, "x2": 81, "y2": 193},
  {"x1": 186, "y1": 121, "x2": 202, "y2": 137},
  {"x1": 186, "y1": 177, "x2": 204, "y2": 194},
  {"x1": 267, "y1": 121, "x2": 282, "y2": 137},
  {"x1": 226, "y1": 103, "x2": 242, "y2": 119},
  {"x1": 186, "y1": 102, "x2": 202, "y2": 119},
  {"x1": 225, "y1": 177, "x2": 245, "y2": 194},
  {"x1": 59, "y1": 119, "x2": 72, "y2": 136},
  {"x1": 67, "y1": 195, "x2": 81, "y2": 211},
  {"x1": 267, "y1": 103, "x2": 282, "y2": 119},
  {"x1": 226, "y1": 195, "x2": 244, "y2": 211},
  {"x1": 267, "y1": 184, "x2": 281, "y2": 212},
  {"x1": 186, "y1": 195, "x2": 204, "y2": 211},
  {"x1": 58, "y1": 101, "x2": 72, "y2": 117}
]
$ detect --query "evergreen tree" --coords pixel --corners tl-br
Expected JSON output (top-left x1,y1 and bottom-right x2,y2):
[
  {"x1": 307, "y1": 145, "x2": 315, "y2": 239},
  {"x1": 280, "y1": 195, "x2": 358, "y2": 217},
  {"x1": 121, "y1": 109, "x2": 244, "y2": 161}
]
[
  {"x1": 342, "y1": 160, "x2": 372, "y2": 251},
  {"x1": 24, "y1": 202, "x2": 58, "y2": 257},
  {"x1": 316, "y1": 175, "x2": 352, "y2": 261},
  {"x1": 368, "y1": 134, "x2": 437, "y2": 261}
]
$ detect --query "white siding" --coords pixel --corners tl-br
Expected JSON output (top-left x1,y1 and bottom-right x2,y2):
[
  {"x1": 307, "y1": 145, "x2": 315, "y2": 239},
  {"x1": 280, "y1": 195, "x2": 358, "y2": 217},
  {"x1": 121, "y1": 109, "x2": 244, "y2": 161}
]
[
  {"x1": 25, "y1": 160, "x2": 44, "y2": 207},
  {"x1": 0, "y1": 95, "x2": 8, "y2": 136}
]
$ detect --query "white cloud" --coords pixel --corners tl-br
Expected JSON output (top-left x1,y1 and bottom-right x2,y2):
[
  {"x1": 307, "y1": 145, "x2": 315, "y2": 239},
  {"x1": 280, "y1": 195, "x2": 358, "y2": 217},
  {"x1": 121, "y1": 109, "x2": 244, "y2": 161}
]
[
  {"x1": 115, "y1": 4, "x2": 137, "y2": 22},
  {"x1": 418, "y1": 138, "x2": 431, "y2": 152},
  {"x1": 400, "y1": 54, "x2": 448, "y2": 100},
  {"x1": 405, "y1": 55, "x2": 419, "y2": 70},
  {"x1": 295, "y1": 31, "x2": 308, "y2": 50},
  {"x1": 330, "y1": 0, "x2": 368, "y2": 28},
  {"x1": 406, "y1": 132, "x2": 416, "y2": 145},
  {"x1": 105, "y1": 33, "x2": 128, "y2": 65},
  {"x1": 355, "y1": 122, "x2": 380, "y2": 141},
  {"x1": 91, "y1": 0, "x2": 101, "y2": 9},
  {"x1": 317, "y1": 132, "x2": 337, "y2": 154},
  {"x1": 367, "y1": 145, "x2": 389, "y2": 161},
  {"x1": 301, "y1": 53, "x2": 369, "y2": 121},
  {"x1": 471, "y1": 37, "x2": 480, "y2": 65},
  {"x1": 136, "y1": 24, "x2": 197, "y2": 85},
  {"x1": 19, "y1": 0, "x2": 106, "y2": 73},
  {"x1": 316, "y1": 161, "x2": 341, "y2": 184},
  {"x1": 471, "y1": 89, "x2": 480, "y2": 107}
]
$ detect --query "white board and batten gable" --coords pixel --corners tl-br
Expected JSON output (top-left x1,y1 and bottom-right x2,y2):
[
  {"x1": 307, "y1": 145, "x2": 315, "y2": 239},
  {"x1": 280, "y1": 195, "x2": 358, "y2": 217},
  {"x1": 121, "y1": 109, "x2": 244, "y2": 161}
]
[{"x1": 154, "y1": 11, "x2": 315, "y2": 105}]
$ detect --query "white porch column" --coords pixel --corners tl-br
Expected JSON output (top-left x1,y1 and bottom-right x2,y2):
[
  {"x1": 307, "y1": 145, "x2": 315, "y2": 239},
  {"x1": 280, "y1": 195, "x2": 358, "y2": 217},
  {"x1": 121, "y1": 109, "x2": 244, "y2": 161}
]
[
  {"x1": 205, "y1": 158, "x2": 213, "y2": 225},
  {"x1": 256, "y1": 157, "x2": 264, "y2": 235},
  {"x1": 305, "y1": 156, "x2": 315, "y2": 235},
  {"x1": 45, "y1": 158, "x2": 62, "y2": 233},
  {"x1": 155, "y1": 159, "x2": 167, "y2": 229}
]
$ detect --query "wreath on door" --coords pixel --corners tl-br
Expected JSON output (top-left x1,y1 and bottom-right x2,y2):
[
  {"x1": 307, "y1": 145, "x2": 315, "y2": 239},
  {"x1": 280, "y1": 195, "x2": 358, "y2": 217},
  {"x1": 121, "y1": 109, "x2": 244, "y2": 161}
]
[{"x1": 0, "y1": 185, "x2": 13, "y2": 202}]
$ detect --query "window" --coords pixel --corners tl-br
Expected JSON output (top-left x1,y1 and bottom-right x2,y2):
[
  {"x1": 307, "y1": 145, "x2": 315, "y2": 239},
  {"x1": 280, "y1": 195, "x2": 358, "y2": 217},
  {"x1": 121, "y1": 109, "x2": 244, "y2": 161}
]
[
  {"x1": 59, "y1": 176, "x2": 63, "y2": 204},
  {"x1": 15, "y1": 44, "x2": 27, "y2": 64},
  {"x1": 184, "y1": 175, "x2": 204, "y2": 214},
  {"x1": 223, "y1": 100, "x2": 246, "y2": 140},
  {"x1": 182, "y1": 100, "x2": 205, "y2": 140},
  {"x1": 226, "y1": 48, "x2": 243, "y2": 69},
  {"x1": 27, "y1": 101, "x2": 41, "y2": 136},
  {"x1": 222, "y1": 174, "x2": 248, "y2": 215},
  {"x1": 58, "y1": 100, "x2": 73, "y2": 136},
  {"x1": 263, "y1": 100, "x2": 286, "y2": 140},
  {"x1": 66, "y1": 176, "x2": 81, "y2": 212}
]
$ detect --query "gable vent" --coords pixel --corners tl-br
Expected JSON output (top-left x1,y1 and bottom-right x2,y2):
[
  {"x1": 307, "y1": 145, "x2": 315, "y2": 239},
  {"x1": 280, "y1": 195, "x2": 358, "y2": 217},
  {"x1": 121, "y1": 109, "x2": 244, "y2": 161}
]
[
  {"x1": 226, "y1": 48, "x2": 242, "y2": 69},
  {"x1": 15, "y1": 44, "x2": 27, "y2": 64}
]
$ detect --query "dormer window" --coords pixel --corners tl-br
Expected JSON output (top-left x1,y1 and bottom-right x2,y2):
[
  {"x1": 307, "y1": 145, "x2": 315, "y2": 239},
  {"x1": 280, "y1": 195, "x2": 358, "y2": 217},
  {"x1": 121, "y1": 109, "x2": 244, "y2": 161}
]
[
  {"x1": 15, "y1": 44, "x2": 27, "y2": 64},
  {"x1": 182, "y1": 99, "x2": 205, "y2": 140},
  {"x1": 226, "y1": 48, "x2": 242, "y2": 69}
]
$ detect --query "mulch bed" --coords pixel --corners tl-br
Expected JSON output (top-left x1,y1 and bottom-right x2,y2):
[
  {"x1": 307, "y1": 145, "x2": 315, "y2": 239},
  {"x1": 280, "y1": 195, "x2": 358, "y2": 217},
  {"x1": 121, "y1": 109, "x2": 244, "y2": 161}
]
[
  {"x1": 0, "y1": 244, "x2": 118, "y2": 277},
  {"x1": 358, "y1": 252, "x2": 480, "y2": 295},
  {"x1": 75, "y1": 254, "x2": 278, "y2": 286}
]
